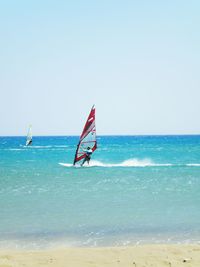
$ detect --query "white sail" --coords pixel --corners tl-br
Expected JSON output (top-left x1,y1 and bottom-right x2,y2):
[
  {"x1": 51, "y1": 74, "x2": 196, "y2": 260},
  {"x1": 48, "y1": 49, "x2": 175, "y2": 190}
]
[{"x1": 26, "y1": 125, "x2": 32, "y2": 146}]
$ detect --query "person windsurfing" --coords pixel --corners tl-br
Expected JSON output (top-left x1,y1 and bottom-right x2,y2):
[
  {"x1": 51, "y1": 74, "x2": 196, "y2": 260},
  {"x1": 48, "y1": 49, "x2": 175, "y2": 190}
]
[
  {"x1": 81, "y1": 147, "x2": 93, "y2": 166},
  {"x1": 73, "y1": 105, "x2": 97, "y2": 166},
  {"x1": 26, "y1": 125, "x2": 32, "y2": 146},
  {"x1": 26, "y1": 139, "x2": 32, "y2": 146}
]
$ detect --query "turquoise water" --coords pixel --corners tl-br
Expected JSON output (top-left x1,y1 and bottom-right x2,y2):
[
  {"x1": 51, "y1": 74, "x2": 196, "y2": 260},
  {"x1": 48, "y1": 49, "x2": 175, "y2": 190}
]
[{"x1": 0, "y1": 136, "x2": 200, "y2": 248}]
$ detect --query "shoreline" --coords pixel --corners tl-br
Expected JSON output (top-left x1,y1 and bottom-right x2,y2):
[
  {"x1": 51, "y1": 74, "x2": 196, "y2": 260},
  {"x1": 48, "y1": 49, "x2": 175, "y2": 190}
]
[{"x1": 0, "y1": 244, "x2": 200, "y2": 267}]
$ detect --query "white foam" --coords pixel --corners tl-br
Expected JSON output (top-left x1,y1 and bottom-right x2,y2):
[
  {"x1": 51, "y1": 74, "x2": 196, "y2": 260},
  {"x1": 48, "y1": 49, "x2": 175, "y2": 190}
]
[
  {"x1": 7, "y1": 148, "x2": 23, "y2": 151},
  {"x1": 186, "y1": 163, "x2": 200, "y2": 166},
  {"x1": 59, "y1": 159, "x2": 200, "y2": 168},
  {"x1": 89, "y1": 159, "x2": 154, "y2": 167},
  {"x1": 59, "y1": 163, "x2": 73, "y2": 167},
  {"x1": 30, "y1": 146, "x2": 53, "y2": 148},
  {"x1": 59, "y1": 158, "x2": 173, "y2": 168}
]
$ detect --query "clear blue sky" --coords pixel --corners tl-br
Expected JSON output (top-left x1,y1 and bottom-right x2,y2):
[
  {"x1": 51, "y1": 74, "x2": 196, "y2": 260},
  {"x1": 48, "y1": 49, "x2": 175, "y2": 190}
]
[{"x1": 0, "y1": 0, "x2": 199, "y2": 135}]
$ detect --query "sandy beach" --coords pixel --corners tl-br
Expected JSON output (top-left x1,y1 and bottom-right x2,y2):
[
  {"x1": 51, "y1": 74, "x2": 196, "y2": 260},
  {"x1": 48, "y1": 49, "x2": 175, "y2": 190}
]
[{"x1": 0, "y1": 244, "x2": 200, "y2": 267}]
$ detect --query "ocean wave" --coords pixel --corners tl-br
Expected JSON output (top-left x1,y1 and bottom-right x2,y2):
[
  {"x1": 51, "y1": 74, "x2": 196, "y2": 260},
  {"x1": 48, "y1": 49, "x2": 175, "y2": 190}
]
[
  {"x1": 59, "y1": 163, "x2": 74, "y2": 167},
  {"x1": 22, "y1": 145, "x2": 68, "y2": 149},
  {"x1": 186, "y1": 163, "x2": 200, "y2": 166},
  {"x1": 59, "y1": 159, "x2": 200, "y2": 168},
  {"x1": 59, "y1": 159, "x2": 173, "y2": 168},
  {"x1": 90, "y1": 159, "x2": 156, "y2": 167},
  {"x1": 29, "y1": 146, "x2": 56, "y2": 148},
  {"x1": 6, "y1": 148, "x2": 24, "y2": 151},
  {"x1": 2, "y1": 146, "x2": 56, "y2": 150}
]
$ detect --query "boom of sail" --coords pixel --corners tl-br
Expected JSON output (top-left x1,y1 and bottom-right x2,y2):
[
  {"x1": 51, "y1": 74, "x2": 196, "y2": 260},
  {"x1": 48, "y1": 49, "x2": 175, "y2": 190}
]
[
  {"x1": 73, "y1": 106, "x2": 97, "y2": 165},
  {"x1": 26, "y1": 125, "x2": 32, "y2": 146}
]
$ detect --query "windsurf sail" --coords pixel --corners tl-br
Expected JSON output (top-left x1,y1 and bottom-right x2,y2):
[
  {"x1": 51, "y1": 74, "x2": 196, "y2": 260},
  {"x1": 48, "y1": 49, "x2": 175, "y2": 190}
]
[
  {"x1": 26, "y1": 125, "x2": 32, "y2": 146},
  {"x1": 73, "y1": 105, "x2": 97, "y2": 165}
]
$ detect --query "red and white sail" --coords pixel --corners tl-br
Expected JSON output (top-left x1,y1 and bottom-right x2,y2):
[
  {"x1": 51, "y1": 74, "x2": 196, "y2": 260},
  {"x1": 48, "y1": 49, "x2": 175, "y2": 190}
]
[{"x1": 73, "y1": 106, "x2": 97, "y2": 165}]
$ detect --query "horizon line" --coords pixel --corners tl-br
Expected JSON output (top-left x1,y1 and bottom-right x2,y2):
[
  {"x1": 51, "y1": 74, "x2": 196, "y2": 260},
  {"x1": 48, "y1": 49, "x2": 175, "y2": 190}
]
[{"x1": 0, "y1": 134, "x2": 200, "y2": 137}]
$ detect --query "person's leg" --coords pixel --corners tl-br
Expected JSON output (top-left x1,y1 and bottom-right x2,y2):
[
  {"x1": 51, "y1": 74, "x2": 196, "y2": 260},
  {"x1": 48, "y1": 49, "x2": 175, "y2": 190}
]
[
  {"x1": 86, "y1": 156, "x2": 91, "y2": 165},
  {"x1": 81, "y1": 158, "x2": 86, "y2": 166}
]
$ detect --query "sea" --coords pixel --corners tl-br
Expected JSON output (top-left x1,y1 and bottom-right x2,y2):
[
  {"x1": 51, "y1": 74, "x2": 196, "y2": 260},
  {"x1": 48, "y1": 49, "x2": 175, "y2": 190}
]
[{"x1": 0, "y1": 135, "x2": 200, "y2": 249}]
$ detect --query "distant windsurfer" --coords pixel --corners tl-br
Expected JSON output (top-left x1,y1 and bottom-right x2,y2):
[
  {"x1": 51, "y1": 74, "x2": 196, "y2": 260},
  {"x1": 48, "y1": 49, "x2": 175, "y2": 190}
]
[
  {"x1": 27, "y1": 140, "x2": 32, "y2": 146},
  {"x1": 26, "y1": 125, "x2": 32, "y2": 146},
  {"x1": 81, "y1": 147, "x2": 93, "y2": 166}
]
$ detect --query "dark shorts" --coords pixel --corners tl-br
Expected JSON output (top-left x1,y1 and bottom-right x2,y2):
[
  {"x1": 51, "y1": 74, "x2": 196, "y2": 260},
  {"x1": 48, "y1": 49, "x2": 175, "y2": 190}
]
[{"x1": 85, "y1": 155, "x2": 91, "y2": 161}]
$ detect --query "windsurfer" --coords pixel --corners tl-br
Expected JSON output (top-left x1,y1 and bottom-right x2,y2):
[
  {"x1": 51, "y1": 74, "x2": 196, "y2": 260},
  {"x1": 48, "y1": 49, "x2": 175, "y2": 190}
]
[
  {"x1": 81, "y1": 147, "x2": 93, "y2": 166},
  {"x1": 27, "y1": 140, "x2": 32, "y2": 146},
  {"x1": 73, "y1": 106, "x2": 97, "y2": 166}
]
